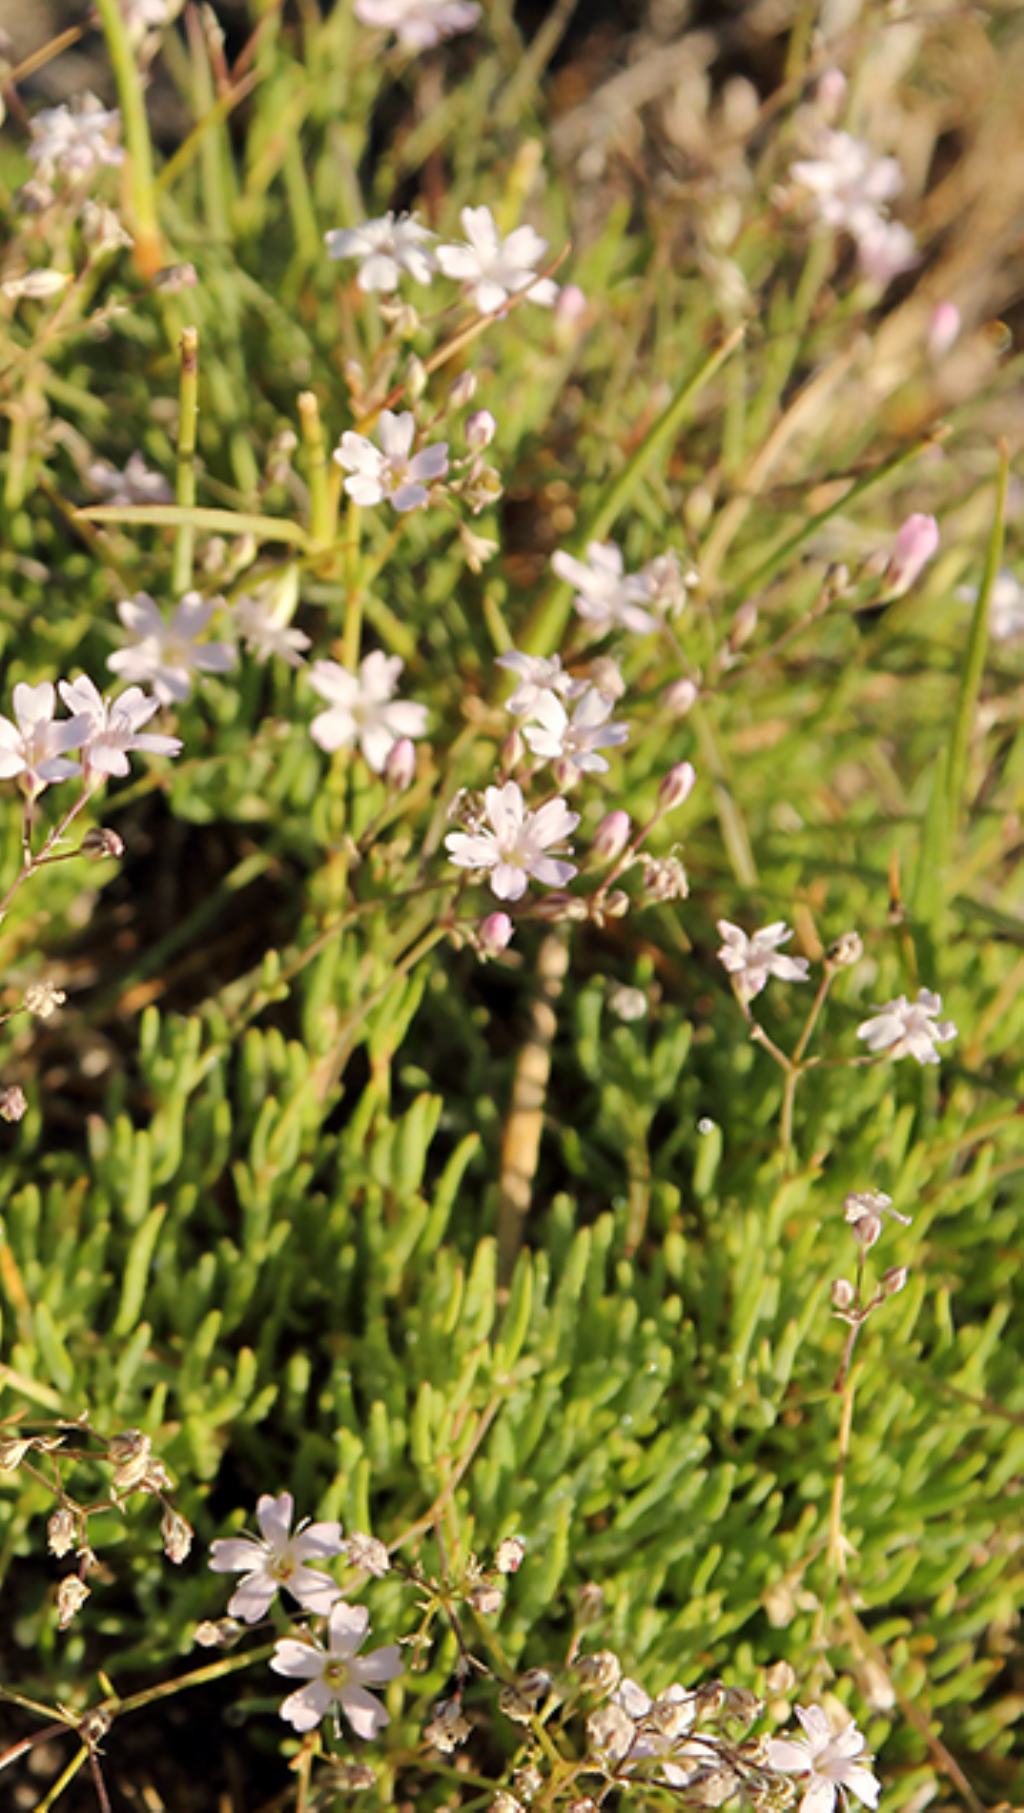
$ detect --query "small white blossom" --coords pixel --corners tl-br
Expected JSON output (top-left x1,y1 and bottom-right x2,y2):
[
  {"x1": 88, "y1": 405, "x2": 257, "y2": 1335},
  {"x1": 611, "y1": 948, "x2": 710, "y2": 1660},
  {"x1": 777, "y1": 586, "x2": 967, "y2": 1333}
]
[
  {"x1": 613, "y1": 1679, "x2": 700, "y2": 1789},
  {"x1": 209, "y1": 1491, "x2": 343, "y2": 1624},
  {"x1": 325, "y1": 212, "x2": 436, "y2": 291},
  {"x1": 108, "y1": 593, "x2": 236, "y2": 705},
  {"x1": 768, "y1": 1704, "x2": 880, "y2": 1813},
  {"x1": 856, "y1": 213, "x2": 917, "y2": 284},
  {"x1": 445, "y1": 781, "x2": 578, "y2": 901},
  {"x1": 856, "y1": 989, "x2": 956, "y2": 1065},
  {"x1": 716, "y1": 920, "x2": 810, "y2": 1001},
  {"x1": 334, "y1": 411, "x2": 448, "y2": 512},
  {"x1": 354, "y1": 0, "x2": 480, "y2": 48},
  {"x1": 308, "y1": 651, "x2": 427, "y2": 772},
  {"x1": 437, "y1": 206, "x2": 558, "y2": 315},
  {"x1": 495, "y1": 650, "x2": 584, "y2": 717},
  {"x1": 233, "y1": 591, "x2": 311, "y2": 667},
  {"x1": 790, "y1": 129, "x2": 915, "y2": 284},
  {"x1": 843, "y1": 1189, "x2": 911, "y2": 1228},
  {"x1": 28, "y1": 96, "x2": 123, "y2": 182},
  {"x1": 272, "y1": 1601, "x2": 401, "y2": 1736},
  {"x1": 0, "y1": 682, "x2": 89, "y2": 795},
  {"x1": 551, "y1": 542, "x2": 660, "y2": 636},
  {"x1": 87, "y1": 451, "x2": 172, "y2": 506},
  {"x1": 58, "y1": 676, "x2": 181, "y2": 777},
  {"x1": 522, "y1": 686, "x2": 629, "y2": 779},
  {"x1": 24, "y1": 982, "x2": 66, "y2": 1020}
]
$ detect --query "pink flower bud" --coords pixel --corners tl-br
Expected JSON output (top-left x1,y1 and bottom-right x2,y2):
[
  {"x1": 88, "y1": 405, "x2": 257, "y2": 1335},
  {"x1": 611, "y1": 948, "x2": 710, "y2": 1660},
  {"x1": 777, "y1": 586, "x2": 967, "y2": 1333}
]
[
  {"x1": 663, "y1": 678, "x2": 698, "y2": 716},
  {"x1": 384, "y1": 737, "x2": 416, "y2": 791},
  {"x1": 886, "y1": 513, "x2": 939, "y2": 594},
  {"x1": 592, "y1": 810, "x2": 632, "y2": 863},
  {"x1": 478, "y1": 912, "x2": 514, "y2": 957},
  {"x1": 881, "y1": 1265, "x2": 908, "y2": 1296},
  {"x1": 500, "y1": 728, "x2": 524, "y2": 770},
  {"x1": 554, "y1": 284, "x2": 587, "y2": 330},
  {"x1": 466, "y1": 409, "x2": 496, "y2": 450},
  {"x1": 831, "y1": 1278, "x2": 856, "y2": 1311},
  {"x1": 448, "y1": 371, "x2": 477, "y2": 409},
  {"x1": 658, "y1": 761, "x2": 696, "y2": 811},
  {"x1": 816, "y1": 67, "x2": 847, "y2": 118},
  {"x1": 927, "y1": 301, "x2": 960, "y2": 359}
]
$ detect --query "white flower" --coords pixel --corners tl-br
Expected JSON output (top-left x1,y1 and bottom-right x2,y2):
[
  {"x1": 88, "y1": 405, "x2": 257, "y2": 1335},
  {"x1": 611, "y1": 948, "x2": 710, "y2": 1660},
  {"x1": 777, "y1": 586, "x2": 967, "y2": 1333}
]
[
  {"x1": 551, "y1": 542, "x2": 660, "y2": 636},
  {"x1": 28, "y1": 95, "x2": 123, "y2": 181},
  {"x1": 768, "y1": 1704, "x2": 880, "y2": 1813},
  {"x1": 325, "y1": 212, "x2": 436, "y2": 291},
  {"x1": 791, "y1": 131, "x2": 903, "y2": 238},
  {"x1": 271, "y1": 1601, "x2": 402, "y2": 1736},
  {"x1": 641, "y1": 551, "x2": 698, "y2": 616},
  {"x1": 495, "y1": 650, "x2": 584, "y2": 717},
  {"x1": 716, "y1": 920, "x2": 811, "y2": 1001},
  {"x1": 87, "y1": 451, "x2": 172, "y2": 506},
  {"x1": 233, "y1": 591, "x2": 311, "y2": 667},
  {"x1": 614, "y1": 1679, "x2": 701, "y2": 1789},
  {"x1": 209, "y1": 1491, "x2": 343, "y2": 1624},
  {"x1": 308, "y1": 651, "x2": 427, "y2": 772},
  {"x1": 856, "y1": 989, "x2": 956, "y2": 1065},
  {"x1": 855, "y1": 213, "x2": 917, "y2": 284},
  {"x1": 522, "y1": 686, "x2": 629, "y2": 779},
  {"x1": 354, "y1": 0, "x2": 480, "y2": 49},
  {"x1": 108, "y1": 593, "x2": 236, "y2": 705},
  {"x1": 445, "y1": 781, "x2": 579, "y2": 901},
  {"x1": 0, "y1": 681, "x2": 89, "y2": 795},
  {"x1": 57, "y1": 676, "x2": 182, "y2": 777},
  {"x1": 436, "y1": 206, "x2": 558, "y2": 315},
  {"x1": 334, "y1": 411, "x2": 448, "y2": 512}
]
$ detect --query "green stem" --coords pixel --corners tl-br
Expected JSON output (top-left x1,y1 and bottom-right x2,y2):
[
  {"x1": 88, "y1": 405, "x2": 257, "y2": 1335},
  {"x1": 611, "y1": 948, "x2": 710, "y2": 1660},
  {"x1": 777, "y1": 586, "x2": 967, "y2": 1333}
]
[
  {"x1": 943, "y1": 441, "x2": 1010, "y2": 843},
  {"x1": 298, "y1": 390, "x2": 333, "y2": 548},
  {"x1": 93, "y1": 0, "x2": 164, "y2": 278},
  {"x1": 173, "y1": 326, "x2": 199, "y2": 595}
]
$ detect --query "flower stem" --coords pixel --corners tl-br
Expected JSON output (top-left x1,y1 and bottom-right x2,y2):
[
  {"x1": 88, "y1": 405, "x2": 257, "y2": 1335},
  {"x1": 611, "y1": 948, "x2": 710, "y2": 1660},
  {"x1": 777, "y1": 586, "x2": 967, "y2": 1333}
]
[
  {"x1": 93, "y1": 0, "x2": 165, "y2": 279},
  {"x1": 298, "y1": 390, "x2": 333, "y2": 550},
  {"x1": 172, "y1": 326, "x2": 199, "y2": 595}
]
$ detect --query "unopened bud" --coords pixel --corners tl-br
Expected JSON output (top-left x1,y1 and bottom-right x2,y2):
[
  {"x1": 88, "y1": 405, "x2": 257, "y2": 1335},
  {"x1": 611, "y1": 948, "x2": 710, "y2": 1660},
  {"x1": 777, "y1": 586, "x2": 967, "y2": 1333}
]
[
  {"x1": 850, "y1": 1211, "x2": 882, "y2": 1250},
  {"x1": 0, "y1": 1084, "x2": 27, "y2": 1123},
  {"x1": 554, "y1": 283, "x2": 588, "y2": 330},
  {"x1": 881, "y1": 1265, "x2": 908, "y2": 1296},
  {"x1": 828, "y1": 930, "x2": 862, "y2": 968},
  {"x1": 494, "y1": 1535, "x2": 526, "y2": 1573},
  {"x1": 831, "y1": 1277, "x2": 856, "y2": 1311},
  {"x1": 764, "y1": 1659, "x2": 796, "y2": 1696},
  {"x1": 574, "y1": 1649, "x2": 622, "y2": 1695},
  {"x1": 81, "y1": 826, "x2": 125, "y2": 860},
  {"x1": 469, "y1": 1583, "x2": 504, "y2": 1616},
  {"x1": 405, "y1": 354, "x2": 428, "y2": 400},
  {"x1": 592, "y1": 810, "x2": 632, "y2": 863},
  {"x1": 601, "y1": 889, "x2": 630, "y2": 918},
  {"x1": 466, "y1": 409, "x2": 497, "y2": 450},
  {"x1": 194, "y1": 1617, "x2": 242, "y2": 1648},
  {"x1": 448, "y1": 370, "x2": 478, "y2": 409},
  {"x1": 161, "y1": 1507, "x2": 193, "y2": 1564},
  {"x1": 885, "y1": 514, "x2": 939, "y2": 595},
  {"x1": 478, "y1": 912, "x2": 514, "y2": 958},
  {"x1": 816, "y1": 66, "x2": 847, "y2": 118},
  {"x1": 47, "y1": 1508, "x2": 77, "y2": 1558},
  {"x1": 663, "y1": 677, "x2": 698, "y2": 716},
  {"x1": 928, "y1": 300, "x2": 960, "y2": 359},
  {"x1": 658, "y1": 760, "x2": 696, "y2": 811},
  {"x1": 384, "y1": 737, "x2": 416, "y2": 792},
  {"x1": 731, "y1": 601, "x2": 758, "y2": 647},
  {"x1": 56, "y1": 1575, "x2": 90, "y2": 1629},
  {"x1": 500, "y1": 728, "x2": 524, "y2": 770},
  {"x1": 152, "y1": 262, "x2": 198, "y2": 292},
  {"x1": 553, "y1": 758, "x2": 579, "y2": 791},
  {"x1": 575, "y1": 1580, "x2": 604, "y2": 1626}
]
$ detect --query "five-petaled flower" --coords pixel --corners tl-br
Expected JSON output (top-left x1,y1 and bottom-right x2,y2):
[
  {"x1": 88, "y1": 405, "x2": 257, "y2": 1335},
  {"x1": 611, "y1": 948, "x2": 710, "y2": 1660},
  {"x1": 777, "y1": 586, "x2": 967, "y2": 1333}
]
[
  {"x1": 716, "y1": 920, "x2": 810, "y2": 1001},
  {"x1": 768, "y1": 1704, "x2": 880, "y2": 1813},
  {"x1": 551, "y1": 542, "x2": 660, "y2": 636},
  {"x1": 522, "y1": 686, "x2": 629, "y2": 779},
  {"x1": 856, "y1": 989, "x2": 956, "y2": 1065},
  {"x1": 334, "y1": 411, "x2": 449, "y2": 512},
  {"x1": 437, "y1": 206, "x2": 558, "y2": 315},
  {"x1": 0, "y1": 682, "x2": 88, "y2": 796},
  {"x1": 57, "y1": 676, "x2": 182, "y2": 777},
  {"x1": 354, "y1": 0, "x2": 480, "y2": 49},
  {"x1": 108, "y1": 593, "x2": 236, "y2": 705},
  {"x1": 209, "y1": 1491, "x2": 343, "y2": 1624},
  {"x1": 271, "y1": 1601, "x2": 402, "y2": 1736},
  {"x1": 495, "y1": 650, "x2": 583, "y2": 718},
  {"x1": 28, "y1": 96, "x2": 124, "y2": 182},
  {"x1": 325, "y1": 212, "x2": 436, "y2": 291},
  {"x1": 445, "y1": 781, "x2": 579, "y2": 900},
  {"x1": 308, "y1": 652, "x2": 428, "y2": 772}
]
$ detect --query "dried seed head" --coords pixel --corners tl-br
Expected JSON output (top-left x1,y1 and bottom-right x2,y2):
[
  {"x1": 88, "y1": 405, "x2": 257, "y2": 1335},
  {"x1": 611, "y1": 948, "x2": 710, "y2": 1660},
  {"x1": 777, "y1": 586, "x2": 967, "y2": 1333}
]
[
  {"x1": 494, "y1": 1535, "x2": 526, "y2": 1574},
  {"x1": 763, "y1": 1660, "x2": 796, "y2": 1696},
  {"x1": 516, "y1": 1669, "x2": 553, "y2": 1707},
  {"x1": 849, "y1": 1211, "x2": 883, "y2": 1250},
  {"x1": 685, "y1": 1766, "x2": 738, "y2": 1807},
  {"x1": 24, "y1": 981, "x2": 66, "y2": 1019},
  {"x1": 47, "y1": 1508, "x2": 77, "y2": 1558},
  {"x1": 108, "y1": 1428, "x2": 153, "y2": 1494},
  {"x1": 81, "y1": 826, "x2": 125, "y2": 860},
  {"x1": 0, "y1": 1434, "x2": 34, "y2": 1468},
  {"x1": 56, "y1": 1575, "x2": 90, "y2": 1629},
  {"x1": 586, "y1": 1700, "x2": 635, "y2": 1763},
  {"x1": 831, "y1": 1277, "x2": 856, "y2": 1311},
  {"x1": 489, "y1": 1795, "x2": 525, "y2": 1813},
  {"x1": 345, "y1": 1532, "x2": 390, "y2": 1577},
  {"x1": 194, "y1": 1617, "x2": 242, "y2": 1648},
  {"x1": 574, "y1": 1649, "x2": 622, "y2": 1696},
  {"x1": 512, "y1": 1764, "x2": 543, "y2": 1801},
  {"x1": 424, "y1": 1696, "x2": 471, "y2": 1753},
  {"x1": 0, "y1": 1083, "x2": 27, "y2": 1122},
  {"x1": 161, "y1": 1507, "x2": 193, "y2": 1565},
  {"x1": 591, "y1": 810, "x2": 632, "y2": 864},
  {"x1": 828, "y1": 930, "x2": 863, "y2": 968},
  {"x1": 639, "y1": 853, "x2": 689, "y2": 902},
  {"x1": 469, "y1": 1582, "x2": 504, "y2": 1616},
  {"x1": 497, "y1": 1683, "x2": 536, "y2": 1725},
  {"x1": 881, "y1": 1265, "x2": 908, "y2": 1296}
]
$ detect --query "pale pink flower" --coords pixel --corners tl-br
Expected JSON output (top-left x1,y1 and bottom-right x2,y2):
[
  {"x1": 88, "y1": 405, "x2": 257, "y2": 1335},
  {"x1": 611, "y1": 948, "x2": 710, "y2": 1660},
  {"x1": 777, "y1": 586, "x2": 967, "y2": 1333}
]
[
  {"x1": 334, "y1": 411, "x2": 448, "y2": 512},
  {"x1": 552, "y1": 542, "x2": 659, "y2": 636},
  {"x1": 28, "y1": 96, "x2": 123, "y2": 181},
  {"x1": 445, "y1": 781, "x2": 578, "y2": 901},
  {"x1": 885, "y1": 514, "x2": 938, "y2": 594},
  {"x1": 354, "y1": 0, "x2": 480, "y2": 49},
  {"x1": 436, "y1": 206, "x2": 558, "y2": 315},
  {"x1": 272, "y1": 1601, "x2": 401, "y2": 1736},
  {"x1": 496, "y1": 650, "x2": 583, "y2": 717},
  {"x1": 233, "y1": 591, "x2": 311, "y2": 667},
  {"x1": 0, "y1": 681, "x2": 88, "y2": 795},
  {"x1": 717, "y1": 920, "x2": 810, "y2": 1001},
  {"x1": 324, "y1": 212, "x2": 436, "y2": 291},
  {"x1": 57, "y1": 676, "x2": 181, "y2": 777},
  {"x1": 308, "y1": 651, "x2": 427, "y2": 772},
  {"x1": 522, "y1": 686, "x2": 629, "y2": 779},
  {"x1": 855, "y1": 214, "x2": 917, "y2": 285},
  {"x1": 87, "y1": 451, "x2": 172, "y2": 506},
  {"x1": 209, "y1": 1492, "x2": 343, "y2": 1623},
  {"x1": 478, "y1": 911, "x2": 514, "y2": 956},
  {"x1": 768, "y1": 1704, "x2": 880, "y2": 1813},
  {"x1": 856, "y1": 989, "x2": 956, "y2": 1064},
  {"x1": 927, "y1": 301, "x2": 961, "y2": 359},
  {"x1": 108, "y1": 592, "x2": 235, "y2": 704},
  {"x1": 791, "y1": 130, "x2": 903, "y2": 239}
]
